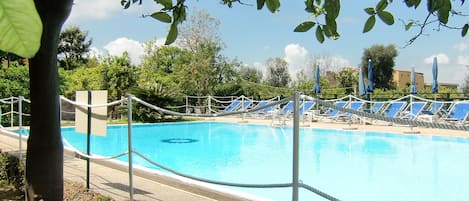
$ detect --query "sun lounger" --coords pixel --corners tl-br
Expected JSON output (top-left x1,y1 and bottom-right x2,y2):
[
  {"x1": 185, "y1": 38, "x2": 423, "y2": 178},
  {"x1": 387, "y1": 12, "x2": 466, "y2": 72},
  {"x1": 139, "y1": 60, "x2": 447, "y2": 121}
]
[
  {"x1": 280, "y1": 101, "x2": 295, "y2": 115},
  {"x1": 223, "y1": 100, "x2": 242, "y2": 112},
  {"x1": 371, "y1": 102, "x2": 385, "y2": 113},
  {"x1": 400, "y1": 101, "x2": 427, "y2": 120},
  {"x1": 381, "y1": 101, "x2": 407, "y2": 118},
  {"x1": 250, "y1": 101, "x2": 269, "y2": 114},
  {"x1": 237, "y1": 100, "x2": 252, "y2": 111},
  {"x1": 319, "y1": 101, "x2": 348, "y2": 121},
  {"x1": 336, "y1": 101, "x2": 365, "y2": 120},
  {"x1": 442, "y1": 102, "x2": 469, "y2": 124},
  {"x1": 426, "y1": 101, "x2": 444, "y2": 115},
  {"x1": 250, "y1": 100, "x2": 277, "y2": 118},
  {"x1": 299, "y1": 101, "x2": 316, "y2": 116},
  {"x1": 363, "y1": 102, "x2": 385, "y2": 114},
  {"x1": 417, "y1": 101, "x2": 444, "y2": 122}
]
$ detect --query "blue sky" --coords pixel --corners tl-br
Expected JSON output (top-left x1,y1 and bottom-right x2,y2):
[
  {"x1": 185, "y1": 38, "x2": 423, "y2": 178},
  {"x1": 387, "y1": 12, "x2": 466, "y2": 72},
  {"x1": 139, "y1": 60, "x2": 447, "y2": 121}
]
[{"x1": 65, "y1": 0, "x2": 469, "y2": 85}]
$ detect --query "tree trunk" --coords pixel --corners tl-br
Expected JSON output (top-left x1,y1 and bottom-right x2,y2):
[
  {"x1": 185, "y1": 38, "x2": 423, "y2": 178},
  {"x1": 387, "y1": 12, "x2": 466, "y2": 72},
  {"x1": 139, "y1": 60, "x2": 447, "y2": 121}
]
[{"x1": 25, "y1": 1, "x2": 72, "y2": 200}]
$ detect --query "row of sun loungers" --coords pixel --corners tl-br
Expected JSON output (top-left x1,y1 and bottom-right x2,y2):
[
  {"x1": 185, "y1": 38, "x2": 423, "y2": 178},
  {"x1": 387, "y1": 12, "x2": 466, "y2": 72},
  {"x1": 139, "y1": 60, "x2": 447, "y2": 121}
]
[{"x1": 219, "y1": 96, "x2": 469, "y2": 126}]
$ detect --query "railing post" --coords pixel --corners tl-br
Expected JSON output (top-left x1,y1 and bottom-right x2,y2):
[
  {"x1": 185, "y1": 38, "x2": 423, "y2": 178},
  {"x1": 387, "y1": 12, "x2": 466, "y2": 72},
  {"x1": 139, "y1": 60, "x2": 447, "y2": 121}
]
[
  {"x1": 127, "y1": 94, "x2": 134, "y2": 201},
  {"x1": 241, "y1": 95, "x2": 245, "y2": 120},
  {"x1": 208, "y1": 96, "x2": 211, "y2": 114},
  {"x1": 18, "y1": 96, "x2": 23, "y2": 162},
  {"x1": 86, "y1": 91, "x2": 91, "y2": 190},
  {"x1": 185, "y1": 96, "x2": 189, "y2": 114},
  {"x1": 292, "y1": 92, "x2": 300, "y2": 201},
  {"x1": 10, "y1": 96, "x2": 13, "y2": 127}
]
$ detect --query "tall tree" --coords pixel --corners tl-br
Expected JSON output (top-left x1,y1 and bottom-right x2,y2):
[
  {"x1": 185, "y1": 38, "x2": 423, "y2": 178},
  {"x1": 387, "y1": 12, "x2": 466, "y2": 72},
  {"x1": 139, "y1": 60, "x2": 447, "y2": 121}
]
[
  {"x1": 336, "y1": 68, "x2": 358, "y2": 94},
  {"x1": 102, "y1": 52, "x2": 137, "y2": 100},
  {"x1": 292, "y1": 69, "x2": 313, "y2": 94},
  {"x1": 265, "y1": 57, "x2": 291, "y2": 87},
  {"x1": 138, "y1": 41, "x2": 188, "y2": 95},
  {"x1": 176, "y1": 10, "x2": 239, "y2": 96},
  {"x1": 26, "y1": 0, "x2": 73, "y2": 200},
  {"x1": 239, "y1": 65, "x2": 263, "y2": 83},
  {"x1": 360, "y1": 44, "x2": 398, "y2": 89},
  {"x1": 179, "y1": 9, "x2": 222, "y2": 51},
  {"x1": 57, "y1": 26, "x2": 92, "y2": 70},
  {"x1": 463, "y1": 75, "x2": 469, "y2": 95},
  {"x1": 176, "y1": 44, "x2": 214, "y2": 96}
]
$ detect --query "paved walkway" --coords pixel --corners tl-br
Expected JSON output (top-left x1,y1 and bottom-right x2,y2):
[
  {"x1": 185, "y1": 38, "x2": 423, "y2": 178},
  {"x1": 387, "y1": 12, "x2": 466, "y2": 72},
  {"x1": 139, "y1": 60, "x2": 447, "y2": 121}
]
[{"x1": 0, "y1": 131, "x2": 237, "y2": 201}]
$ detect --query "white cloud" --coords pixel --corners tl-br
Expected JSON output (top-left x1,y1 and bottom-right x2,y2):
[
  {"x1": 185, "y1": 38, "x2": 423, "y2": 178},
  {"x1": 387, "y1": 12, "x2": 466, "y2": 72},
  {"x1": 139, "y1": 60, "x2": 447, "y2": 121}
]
[
  {"x1": 85, "y1": 47, "x2": 103, "y2": 58},
  {"x1": 457, "y1": 55, "x2": 469, "y2": 65},
  {"x1": 284, "y1": 44, "x2": 310, "y2": 79},
  {"x1": 67, "y1": 0, "x2": 122, "y2": 23},
  {"x1": 252, "y1": 62, "x2": 266, "y2": 75},
  {"x1": 315, "y1": 56, "x2": 351, "y2": 72},
  {"x1": 454, "y1": 42, "x2": 468, "y2": 52},
  {"x1": 423, "y1": 53, "x2": 450, "y2": 64},
  {"x1": 104, "y1": 37, "x2": 144, "y2": 65},
  {"x1": 67, "y1": 0, "x2": 162, "y2": 23}
]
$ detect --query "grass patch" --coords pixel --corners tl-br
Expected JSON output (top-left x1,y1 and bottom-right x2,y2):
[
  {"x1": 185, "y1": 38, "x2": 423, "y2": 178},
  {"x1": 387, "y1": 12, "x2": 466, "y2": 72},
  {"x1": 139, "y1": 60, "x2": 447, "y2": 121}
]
[
  {"x1": 0, "y1": 180, "x2": 23, "y2": 200},
  {"x1": 64, "y1": 180, "x2": 113, "y2": 201}
]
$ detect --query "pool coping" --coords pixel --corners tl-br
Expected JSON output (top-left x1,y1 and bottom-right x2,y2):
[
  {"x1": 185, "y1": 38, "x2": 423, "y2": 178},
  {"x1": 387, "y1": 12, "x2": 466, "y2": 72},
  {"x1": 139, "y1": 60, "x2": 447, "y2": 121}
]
[
  {"x1": 2, "y1": 117, "x2": 469, "y2": 201},
  {"x1": 0, "y1": 126, "x2": 275, "y2": 201}
]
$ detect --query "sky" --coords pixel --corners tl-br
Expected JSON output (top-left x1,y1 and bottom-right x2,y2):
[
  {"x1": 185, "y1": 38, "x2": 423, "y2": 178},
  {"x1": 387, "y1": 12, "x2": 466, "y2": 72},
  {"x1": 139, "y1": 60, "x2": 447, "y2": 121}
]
[{"x1": 64, "y1": 0, "x2": 469, "y2": 86}]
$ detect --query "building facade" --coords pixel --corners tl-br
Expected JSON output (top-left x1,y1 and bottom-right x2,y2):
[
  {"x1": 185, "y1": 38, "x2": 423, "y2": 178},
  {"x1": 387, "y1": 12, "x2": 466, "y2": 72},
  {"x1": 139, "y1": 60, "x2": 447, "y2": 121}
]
[{"x1": 392, "y1": 69, "x2": 425, "y2": 90}]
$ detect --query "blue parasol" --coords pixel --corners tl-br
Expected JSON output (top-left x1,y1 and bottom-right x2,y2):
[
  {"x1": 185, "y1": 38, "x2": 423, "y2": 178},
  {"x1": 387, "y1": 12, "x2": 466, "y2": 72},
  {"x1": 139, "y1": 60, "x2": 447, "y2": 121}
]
[
  {"x1": 432, "y1": 57, "x2": 438, "y2": 94},
  {"x1": 431, "y1": 57, "x2": 439, "y2": 113},
  {"x1": 367, "y1": 59, "x2": 374, "y2": 93}
]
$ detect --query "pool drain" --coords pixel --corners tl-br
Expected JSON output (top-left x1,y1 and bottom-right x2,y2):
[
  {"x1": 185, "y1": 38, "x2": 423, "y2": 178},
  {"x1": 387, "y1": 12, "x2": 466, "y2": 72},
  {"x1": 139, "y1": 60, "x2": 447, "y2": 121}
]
[{"x1": 161, "y1": 138, "x2": 198, "y2": 144}]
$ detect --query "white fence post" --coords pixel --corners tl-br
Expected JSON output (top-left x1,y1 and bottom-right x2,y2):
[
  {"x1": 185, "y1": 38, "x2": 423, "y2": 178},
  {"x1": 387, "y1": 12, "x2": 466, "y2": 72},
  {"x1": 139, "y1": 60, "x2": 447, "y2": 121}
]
[
  {"x1": 127, "y1": 94, "x2": 134, "y2": 201},
  {"x1": 292, "y1": 92, "x2": 300, "y2": 201},
  {"x1": 18, "y1": 96, "x2": 23, "y2": 162}
]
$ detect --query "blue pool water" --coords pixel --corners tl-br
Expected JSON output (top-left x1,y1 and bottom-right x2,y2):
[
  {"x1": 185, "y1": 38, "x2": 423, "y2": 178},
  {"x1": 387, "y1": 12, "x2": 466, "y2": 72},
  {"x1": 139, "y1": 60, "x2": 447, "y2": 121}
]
[{"x1": 61, "y1": 122, "x2": 469, "y2": 201}]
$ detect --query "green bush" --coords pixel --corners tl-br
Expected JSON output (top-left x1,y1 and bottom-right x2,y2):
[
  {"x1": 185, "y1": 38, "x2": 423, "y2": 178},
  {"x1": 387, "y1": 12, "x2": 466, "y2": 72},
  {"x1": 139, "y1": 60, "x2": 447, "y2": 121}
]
[{"x1": 0, "y1": 151, "x2": 24, "y2": 192}]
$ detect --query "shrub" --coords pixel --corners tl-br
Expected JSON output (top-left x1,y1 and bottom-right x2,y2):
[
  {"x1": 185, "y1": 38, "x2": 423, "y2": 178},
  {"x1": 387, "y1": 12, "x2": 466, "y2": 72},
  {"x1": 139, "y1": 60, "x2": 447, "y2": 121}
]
[{"x1": 0, "y1": 151, "x2": 24, "y2": 192}]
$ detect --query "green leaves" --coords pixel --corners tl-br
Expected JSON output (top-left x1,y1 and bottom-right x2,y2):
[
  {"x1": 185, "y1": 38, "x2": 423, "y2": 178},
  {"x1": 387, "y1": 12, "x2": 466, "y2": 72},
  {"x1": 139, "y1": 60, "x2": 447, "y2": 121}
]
[
  {"x1": 363, "y1": 0, "x2": 394, "y2": 33},
  {"x1": 376, "y1": 0, "x2": 388, "y2": 11},
  {"x1": 437, "y1": 0, "x2": 451, "y2": 24},
  {"x1": 256, "y1": 0, "x2": 280, "y2": 13},
  {"x1": 462, "y1": 24, "x2": 469, "y2": 37},
  {"x1": 296, "y1": 0, "x2": 341, "y2": 43},
  {"x1": 155, "y1": 0, "x2": 173, "y2": 10},
  {"x1": 405, "y1": 0, "x2": 422, "y2": 8},
  {"x1": 0, "y1": 0, "x2": 43, "y2": 58},
  {"x1": 363, "y1": 16, "x2": 376, "y2": 33},
  {"x1": 426, "y1": 0, "x2": 451, "y2": 24},
  {"x1": 165, "y1": 23, "x2": 178, "y2": 45},
  {"x1": 294, "y1": 21, "x2": 316, "y2": 32},
  {"x1": 364, "y1": 7, "x2": 375, "y2": 15},
  {"x1": 427, "y1": 0, "x2": 438, "y2": 12},
  {"x1": 316, "y1": 26, "x2": 325, "y2": 43},
  {"x1": 265, "y1": 0, "x2": 280, "y2": 13},
  {"x1": 377, "y1": 10, "x2": 394, "y2": 25},
  {"x1": 257, "y1": 0, "x2": 266, "y2": 10},
  {"x1": 151, "y1": 12, "x2": 171, "y2": 23},
  {"x1": 405, "y1": 21, "x2": 414, "y2": 31},
  {"x1": 324, "y1": 0, "x2": 340, "y2": 19}
]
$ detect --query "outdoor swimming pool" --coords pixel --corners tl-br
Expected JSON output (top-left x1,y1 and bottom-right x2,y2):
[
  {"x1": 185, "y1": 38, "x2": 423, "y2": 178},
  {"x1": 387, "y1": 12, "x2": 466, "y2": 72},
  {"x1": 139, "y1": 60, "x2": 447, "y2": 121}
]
[{"x1": 61, "y1": 122, "x2": 469, "y2": 201}]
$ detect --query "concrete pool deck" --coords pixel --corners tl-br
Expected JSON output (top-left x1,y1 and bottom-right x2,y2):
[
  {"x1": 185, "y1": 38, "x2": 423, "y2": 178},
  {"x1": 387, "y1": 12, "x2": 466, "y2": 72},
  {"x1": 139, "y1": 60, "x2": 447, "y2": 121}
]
[{"x1": 0, "y1": 117, "x2": 468, "y2": 201}]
